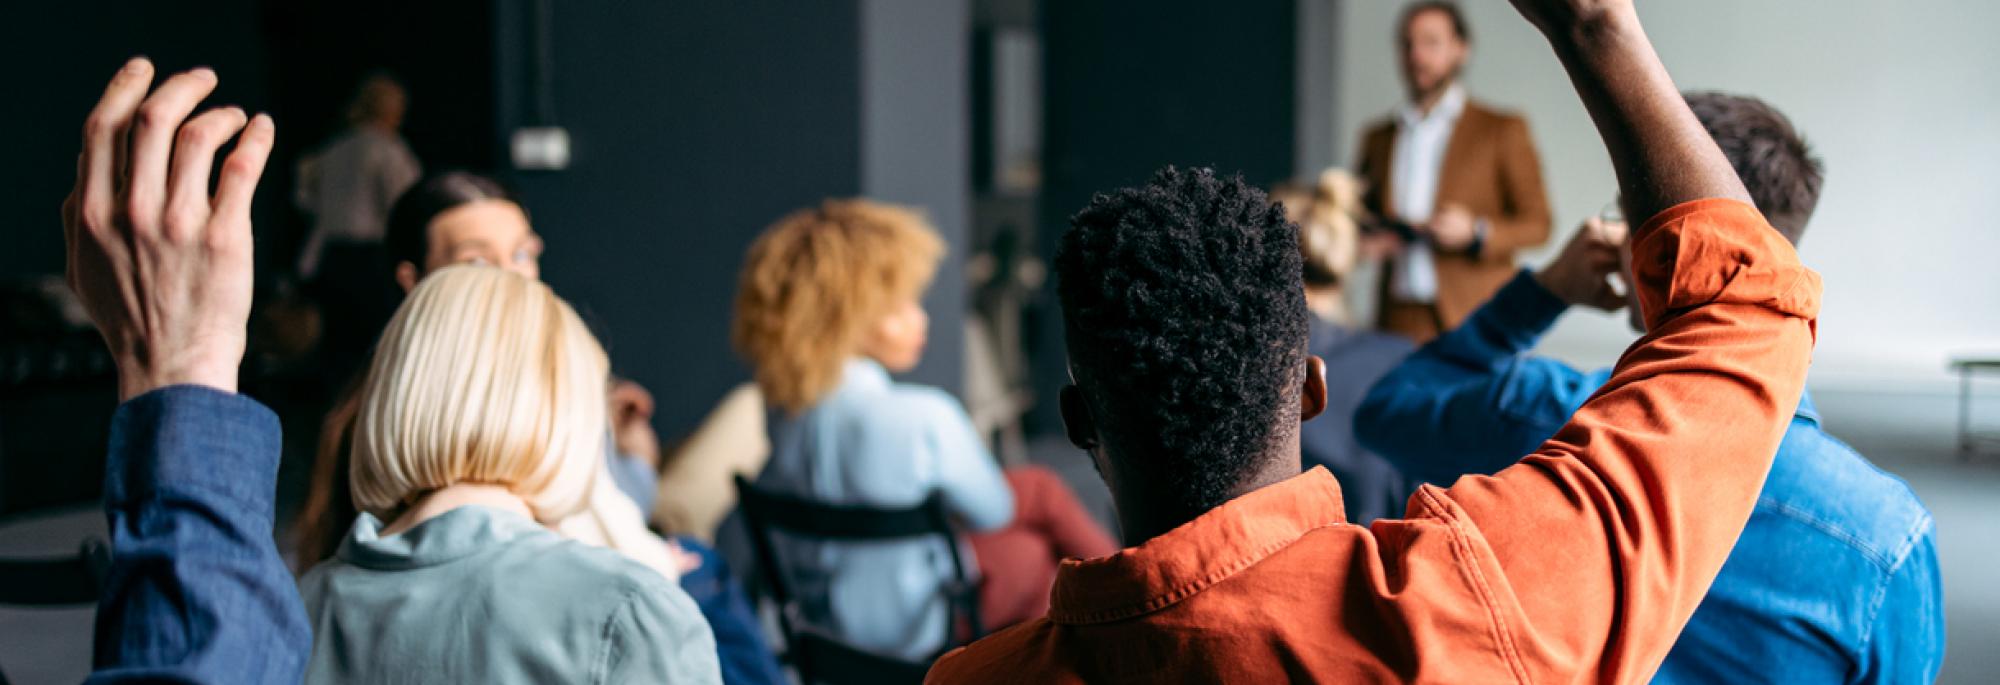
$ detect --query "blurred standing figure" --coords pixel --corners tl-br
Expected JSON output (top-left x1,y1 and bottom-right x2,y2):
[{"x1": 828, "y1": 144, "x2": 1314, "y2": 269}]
[
  {"x1": 295, "y1": 74, "x2": 422, "y2": 380},
  {"x1": 1355, "y1": 1, "x2": 1550, "y2": 342},
  {"x1": 295, "y1": 73, "x2": 421, "y2": 278}
]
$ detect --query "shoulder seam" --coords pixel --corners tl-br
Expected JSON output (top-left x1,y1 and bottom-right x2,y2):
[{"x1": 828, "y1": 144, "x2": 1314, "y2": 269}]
[{"x1": 1412, "y1": 485, "x2": 1534, "y2": 685}]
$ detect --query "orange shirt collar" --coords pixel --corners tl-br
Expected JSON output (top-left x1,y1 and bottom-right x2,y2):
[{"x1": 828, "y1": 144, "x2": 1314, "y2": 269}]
[{"x1": 1048, "y1": 467, "x2": 1349, "y2": 624}]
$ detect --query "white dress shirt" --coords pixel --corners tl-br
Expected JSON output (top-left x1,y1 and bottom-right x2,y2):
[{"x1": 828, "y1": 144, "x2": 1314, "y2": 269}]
[{"x1": 1387, "y1": 83, "x2": 1467, "y2": 303}]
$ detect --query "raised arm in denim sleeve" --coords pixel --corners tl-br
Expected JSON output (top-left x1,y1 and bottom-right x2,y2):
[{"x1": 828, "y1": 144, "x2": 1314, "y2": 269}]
[
  {"x1": 1856, "y1": 522, "x2": 1946, "y2": 684},
  {"x1": 1355, "y1": 269, "x2": 1609, "y2": 486},
  {"x1": 87, "y1": 385, "x2": 310, "y2": 685},
  {"x1": 1423, "y1": 200, "x2": 1820, "y2": 682}
]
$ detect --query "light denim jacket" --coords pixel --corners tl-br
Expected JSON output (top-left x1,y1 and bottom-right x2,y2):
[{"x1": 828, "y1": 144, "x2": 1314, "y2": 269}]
[
  {"x1": 298, "y1": 506, "x2": 721, "y2": 684},
  {"x1": 1356, "y1": 270, "x2": 1946, "y2": 684},
  {"x1": 757, "y1": 358, "x2": 1013, "y2": 661}
]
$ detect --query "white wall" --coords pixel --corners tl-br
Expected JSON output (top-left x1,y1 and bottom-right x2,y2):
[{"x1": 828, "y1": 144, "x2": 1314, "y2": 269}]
[{"x1": 1331, "y1": 0, "x2": 2000, "y2": 391}]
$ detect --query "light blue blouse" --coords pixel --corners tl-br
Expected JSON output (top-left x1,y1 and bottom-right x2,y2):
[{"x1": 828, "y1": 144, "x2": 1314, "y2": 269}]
[
  {"x1": 757, "y1": 358, "x2": 1013, "y2": 661},
  {"x1": 297, "y1": 505, "x2": 722, "y2": 684}
]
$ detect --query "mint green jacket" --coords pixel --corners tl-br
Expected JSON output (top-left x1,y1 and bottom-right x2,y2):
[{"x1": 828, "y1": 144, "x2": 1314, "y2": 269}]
[{"x1": 298, "y1": 505, "x2": 721, "y2": 684}]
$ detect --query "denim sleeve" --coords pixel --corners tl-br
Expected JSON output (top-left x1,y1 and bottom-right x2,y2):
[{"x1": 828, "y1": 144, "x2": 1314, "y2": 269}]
[
  {"x1": 86, "y1": 385, "x2": 311, "y2": 685},
  {"x1": 1355, "y1": 270, "x2": 1608, "y2": 486},
  {"x1": 1855, "y1": 522, "x2": 1946, "y2": 684}
]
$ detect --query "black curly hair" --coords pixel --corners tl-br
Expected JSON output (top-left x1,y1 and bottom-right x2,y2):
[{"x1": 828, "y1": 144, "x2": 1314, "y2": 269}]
[{"x1": 1056, "y1": 166, "x2": 1309, "y2": 515}]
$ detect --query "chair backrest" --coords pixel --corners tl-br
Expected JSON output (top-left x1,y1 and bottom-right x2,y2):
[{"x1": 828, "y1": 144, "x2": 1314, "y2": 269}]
[
  {"x1": 732, "y1": 474, "x2": 979, "y2": 683},
  {"x1": 0, "y1": 537, "x2": 109, "y2": 606}
]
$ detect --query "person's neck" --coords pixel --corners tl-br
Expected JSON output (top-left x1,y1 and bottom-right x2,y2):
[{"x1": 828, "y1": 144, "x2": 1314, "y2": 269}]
[
  {"x1": 1305, "y1": 287, "x2": 1346, "y2": 323},
  {"x1": 1108, "y1": 445, "x2": 1304, "y2": 546},
  {"x1": 379, "y1": 483, "x2": 533, "y2": 537},
  {"x1": 1410, "y1": 80, "x2": 1457, "y2": 116}
]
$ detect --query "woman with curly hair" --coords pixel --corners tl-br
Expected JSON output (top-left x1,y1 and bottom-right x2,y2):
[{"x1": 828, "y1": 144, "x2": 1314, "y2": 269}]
[{"x1": 734, "y1": 199, "x2": 1116, "y2": 661}]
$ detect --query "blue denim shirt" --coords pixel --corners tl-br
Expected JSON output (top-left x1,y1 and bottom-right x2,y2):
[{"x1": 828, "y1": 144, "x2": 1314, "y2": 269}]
[
  {"x1": 1355, "y1": 270, "x2": 1945, "y2": 684},
  {"x1": 88, "y1": 386, "x2": 311, "y2": 684}
]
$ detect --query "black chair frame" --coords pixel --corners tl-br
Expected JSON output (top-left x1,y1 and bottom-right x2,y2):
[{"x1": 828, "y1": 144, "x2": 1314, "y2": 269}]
[{"x1": 733, "y1": 475, "x2": 983, "y2": 684}]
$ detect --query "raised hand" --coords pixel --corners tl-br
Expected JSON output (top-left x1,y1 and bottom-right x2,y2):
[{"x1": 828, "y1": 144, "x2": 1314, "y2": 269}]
[
  {"x1": 62, "y1": 58, "x2": 275, "y2": 400},
  {"x1": 1534, "y1": 217, "x2": 1628, "y2": 311}
]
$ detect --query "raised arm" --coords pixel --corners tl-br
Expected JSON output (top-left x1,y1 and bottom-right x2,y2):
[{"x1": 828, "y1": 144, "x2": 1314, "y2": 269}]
[
  {"x1": 1354, "y1": 271, "x2": 1605, "y2": 485},
  {"x1": 64, "y1": 58, "x2": 307, "y2": 684},
  {"x1": 1520, "y1": 1, "x2": 1749, "y2": 216},
  {"x1": 1358, "y1": 219, "x2": 1630, "y2": 482},
  {"x1": 1418, "y1": 3, "x2": 1820, "y2": 680}
]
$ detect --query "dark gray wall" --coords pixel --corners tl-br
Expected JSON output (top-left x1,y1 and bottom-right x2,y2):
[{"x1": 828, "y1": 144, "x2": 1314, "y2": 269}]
[
  {"x1": 861, "y1": 0, "x2": 972, "y2": 405},
  {"x1": 0, "y1": 1, "x2": 271, "y2": 279},
  {"x1": 1027, "y1": 0, "x2": 1300, "y2": 432},
  {"x1": 495, "y1": 0, "x2": 970, "y2": 439}
]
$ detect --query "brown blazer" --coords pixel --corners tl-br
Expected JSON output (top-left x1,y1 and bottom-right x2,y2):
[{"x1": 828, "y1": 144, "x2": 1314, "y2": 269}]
[{"x1": 1356, "y1": 100, "x2": 1552, "y2": 330}]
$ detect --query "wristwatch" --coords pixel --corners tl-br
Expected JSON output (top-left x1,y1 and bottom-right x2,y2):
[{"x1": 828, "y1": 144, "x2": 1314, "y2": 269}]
[{"x1": 1466, "y1": 218, "x2": 1490, "y2": 257}]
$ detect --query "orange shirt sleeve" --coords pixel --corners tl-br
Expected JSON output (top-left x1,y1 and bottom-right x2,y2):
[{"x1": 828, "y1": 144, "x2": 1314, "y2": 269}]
[{"x1": 1424, "y1": 199, "x2": 1821, "y2": 682}]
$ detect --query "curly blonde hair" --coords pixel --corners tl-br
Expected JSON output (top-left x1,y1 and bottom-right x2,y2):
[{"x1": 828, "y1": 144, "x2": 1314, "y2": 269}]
[
  {"x1": 1270, "y1": 169, "x2": 1364, "y2": 288},
  {"x1": 732, "y1": 199, "x2": 943, "y2": 412}
]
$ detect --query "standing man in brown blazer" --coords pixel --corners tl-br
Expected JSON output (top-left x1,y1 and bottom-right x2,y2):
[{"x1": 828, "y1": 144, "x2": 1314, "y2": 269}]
[{"x1": 1356, "y1": 1, "x2": 1551, "y2": 342}]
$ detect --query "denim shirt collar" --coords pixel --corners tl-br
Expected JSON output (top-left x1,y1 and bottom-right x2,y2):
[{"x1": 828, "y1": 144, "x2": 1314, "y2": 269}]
[
  {"x1": 1794, "y1": 390, "x2": 1820, "y2": 427},
  {"x1": 337, "y1": 505, "x2": 549, "y2": 571}
]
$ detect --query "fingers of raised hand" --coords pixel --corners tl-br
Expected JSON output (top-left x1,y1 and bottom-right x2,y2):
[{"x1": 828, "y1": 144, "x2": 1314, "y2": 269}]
[
  {"x1": 163, "y1": 106, "x2": 249, "y2": 242},
  {"x1": 126, "y1": 68, "x2": 219, "y2": 235},
  {"x1": 79, "y1": 58, "x2": 155, "y2": 237},
  {"x1": 211, "y1": 113, "x2": 274, "y2": 238}
]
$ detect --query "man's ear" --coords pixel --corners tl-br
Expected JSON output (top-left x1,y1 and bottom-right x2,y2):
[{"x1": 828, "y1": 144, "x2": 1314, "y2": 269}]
[
  {"x1": 1059, "y1": 384, "x2": 1099, "y2": 450},
  {"x1": 394, "y1": 261, "x2": 421, "y2": 293},
  {"x1": 1300, "y1": 355, "x2": 1328, "y2": 422}
]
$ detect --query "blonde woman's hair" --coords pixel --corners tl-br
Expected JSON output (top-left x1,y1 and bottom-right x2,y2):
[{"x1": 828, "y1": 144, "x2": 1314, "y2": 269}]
[
  {"x1": 350, "y1": 265, "x2": 608, "y2": 525},
  {"x1": 732, "y1": 199, "x2": 943, "y2": 413},
  {"x1": 1271, "y1": 169, "x2": 1365, "y2": 289}
]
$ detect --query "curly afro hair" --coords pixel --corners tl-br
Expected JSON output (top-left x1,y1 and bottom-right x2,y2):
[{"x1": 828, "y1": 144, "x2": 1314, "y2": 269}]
[{"x1": 1056, "y1": 166, "x2": 1309, "y2": 515}]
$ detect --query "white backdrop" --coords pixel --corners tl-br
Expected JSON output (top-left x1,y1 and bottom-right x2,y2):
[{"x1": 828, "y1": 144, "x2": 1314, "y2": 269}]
[{"x1": 1328, "y1": 0, "x2": 2000, "y2": 392}]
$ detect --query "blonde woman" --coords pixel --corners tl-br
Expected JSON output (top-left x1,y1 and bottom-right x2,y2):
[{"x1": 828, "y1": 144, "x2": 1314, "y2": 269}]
[
  {"x1": 734, "y1": 199, "x2": 1117, "y2": 661},
  {"x1": 1269, "y1": 171, "x2": 1414, "y2": 524},
  {"x1": 297, "y1": 265, "x2": 720, "y2": 684}
]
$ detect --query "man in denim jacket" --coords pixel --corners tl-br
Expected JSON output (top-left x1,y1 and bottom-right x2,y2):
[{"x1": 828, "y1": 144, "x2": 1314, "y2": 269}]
[{"x1": 1356, "y1": 92, "x2": 1945, "y2": 684}]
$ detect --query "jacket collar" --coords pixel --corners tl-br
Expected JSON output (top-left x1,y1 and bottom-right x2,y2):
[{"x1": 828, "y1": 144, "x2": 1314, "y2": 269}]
[
  {"x1": 337, "y1": 505, "x2": 550, "y2": 571},
  {"x1": 1048, "y1": 467, "x2": 1349, "y2": 624},
  {"x1": 1794, "y1": 390, "x2": 1820, "y2": 427}
]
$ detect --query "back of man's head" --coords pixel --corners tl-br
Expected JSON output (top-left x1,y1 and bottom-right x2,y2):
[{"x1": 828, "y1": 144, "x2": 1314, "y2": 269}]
[
  {"x1": 1055, "y1": 167, "x2": 1308, "y2": 516},
  {"x1": 1685, "y1": 92, "x2": 1824, "y2": 244}
]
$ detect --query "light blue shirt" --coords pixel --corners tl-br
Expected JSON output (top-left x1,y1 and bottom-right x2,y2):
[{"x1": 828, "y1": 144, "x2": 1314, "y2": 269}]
[
  {"x1": 758, "y1": 358, "x2": 1013, "y2": 660},
  {"x1": 298, "y1": 506, "x2": 721, "y2": 684}
]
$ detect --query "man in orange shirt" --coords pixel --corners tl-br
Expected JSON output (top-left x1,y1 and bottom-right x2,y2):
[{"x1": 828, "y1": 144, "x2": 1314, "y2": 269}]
[{"x1": 926, "y1": 0, "x2": 1822, "y2": 682}]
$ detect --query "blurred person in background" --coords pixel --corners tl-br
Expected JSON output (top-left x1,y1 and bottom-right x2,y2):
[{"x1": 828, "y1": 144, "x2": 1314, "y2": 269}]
[
  {"x1": 1357, "y1": 92, "x2": 1944, "y2": 684},
  {"x1": 1354, "y1": 1, "x2": 1551, "y2": 342},
  {"x1": 735, "y1": 199, "x2": 1118, "y2": 662},
  {"x1": 293, "y1": 73, "x2": 422, "y2": 383},
  {"x1": 298, "y1": 265, "x2": 719, "y2": 683},
  {"x1": 292, "y1": 172, "x2": 784, "y2": 685},
  {"x1": 1269, "y1": 170, "x2": 1415, "y2": 524}
]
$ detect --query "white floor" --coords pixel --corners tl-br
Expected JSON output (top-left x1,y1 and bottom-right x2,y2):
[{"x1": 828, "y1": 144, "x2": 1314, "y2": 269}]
[{"x1": 2, "y1": 388, "x2": 1994, "y2": 683}]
